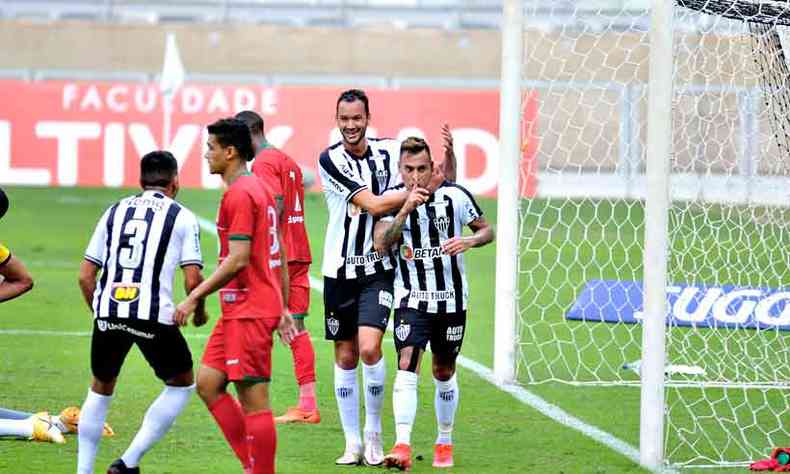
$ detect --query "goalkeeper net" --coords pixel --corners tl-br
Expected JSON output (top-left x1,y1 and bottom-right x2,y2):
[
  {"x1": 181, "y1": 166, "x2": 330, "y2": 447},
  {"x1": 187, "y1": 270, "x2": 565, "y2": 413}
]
[{"x1": 517, "y1": 0, "x2": 790, "y2": 467}]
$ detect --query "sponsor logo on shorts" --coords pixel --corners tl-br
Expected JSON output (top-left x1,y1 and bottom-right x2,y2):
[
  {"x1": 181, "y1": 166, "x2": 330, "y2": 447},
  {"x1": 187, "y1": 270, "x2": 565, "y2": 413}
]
[
  {"x1": 327, "y1": 317, "x2": 340, "y2": 336},
  {"x1": 110, "y1": 283, "x2": 140, "y2": 303},
  {"x1": 411, "y1": 290, "x2": 456, "y2": 301},
  {"x1": 96, "y1": 320, "x2": 154, "y2": 339},
  {"x1": 226, "y1": 359, "x2": 240, "y2": 366},
  {"x1": 379, "y1": 291, "x2": 393, "y2": 309},
  {"x1": 446, "y1": 325, "x2": 464, "y2": 342},
  {"x1": 395, "y1": 323, "x2": 411, "y2": 342},
  {"x1": 345, "y1": 251, "x2": 385, "y2": 266}
]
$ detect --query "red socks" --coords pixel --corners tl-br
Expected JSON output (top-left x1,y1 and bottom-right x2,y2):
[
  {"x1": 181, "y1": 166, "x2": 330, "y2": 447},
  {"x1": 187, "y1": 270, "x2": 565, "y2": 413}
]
[
  {"x1": 245, "y1": 410, "x2": 277, "y2": 474},
  {"x1": 291, "y1": 331, "x2": 317, "y2": 410},
  {"x1": 208, "y1": 393, "x2": 250, "y2": 469}
]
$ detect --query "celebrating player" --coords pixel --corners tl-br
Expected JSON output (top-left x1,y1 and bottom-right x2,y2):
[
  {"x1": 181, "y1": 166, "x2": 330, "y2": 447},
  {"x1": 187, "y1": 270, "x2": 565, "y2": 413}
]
[
  {"x1": 318, "y1": 89, "x2": 455, "y2": 465},
  {"x1": 76, "y1": 151, "x2": 208, "y2": 474},
  {"x1": 373, "y1": 137, "x2": 493, "y2": 470},
  {"x1": 175, "y1": 118, "x2": 297, "y2": 474},
  {"x1": 236, "y1": 110, "x2": 319, "y2": 424}
]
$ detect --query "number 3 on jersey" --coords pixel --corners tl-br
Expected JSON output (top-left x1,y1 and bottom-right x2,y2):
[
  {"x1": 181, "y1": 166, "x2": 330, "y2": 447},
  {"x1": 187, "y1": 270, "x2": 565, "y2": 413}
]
[
  {"x1": 268, "y1": 206, "x2": 280, "y2": 269},
  {"x1": 119, "y1": 219, "x2": 149, "y2": 269}
]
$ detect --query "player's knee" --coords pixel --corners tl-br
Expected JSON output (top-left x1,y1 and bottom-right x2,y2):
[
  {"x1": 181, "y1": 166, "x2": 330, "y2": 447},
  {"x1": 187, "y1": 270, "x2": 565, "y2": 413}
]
[
  {"x1": 166, "y1": 370, "x2": 195, "y2": 387},
  {"x1": 432, "y1": 358, "x2": 456, "y2": 381},
  {"x1": 359, "y1": 345, "x2": 382, "y2": 365},
  {"x1": 398, "y1": 347, "x2": 420, "y2": 373},
  {"x1": 91, "y1": 377, "x2": 116, "y2": 396}
]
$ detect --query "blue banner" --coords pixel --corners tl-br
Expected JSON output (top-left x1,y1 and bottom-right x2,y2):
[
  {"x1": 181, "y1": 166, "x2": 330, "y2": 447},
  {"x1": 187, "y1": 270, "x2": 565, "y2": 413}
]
[{"x1": 566, "y1": 280, "x2": 790, "y2": 331}]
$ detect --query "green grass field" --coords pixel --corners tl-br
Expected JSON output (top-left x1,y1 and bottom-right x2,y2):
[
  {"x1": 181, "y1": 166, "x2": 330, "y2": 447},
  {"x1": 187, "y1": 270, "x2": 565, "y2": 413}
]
[
  {"x1": 0, "y1": 185, "x2": 647, "y2": 473},
  {"x1": 4, "y1": 184, "x2": 783, "y2": 473}
]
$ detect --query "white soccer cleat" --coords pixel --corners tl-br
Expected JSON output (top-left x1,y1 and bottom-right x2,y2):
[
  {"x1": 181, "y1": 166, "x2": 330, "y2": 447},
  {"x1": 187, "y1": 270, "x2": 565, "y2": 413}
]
[
  {"x1": 363, "y1": 431, "x2": 384, "y2": 466},
  {"x1": 335, "y1": 443, "x2": 363, "y2": 466}
]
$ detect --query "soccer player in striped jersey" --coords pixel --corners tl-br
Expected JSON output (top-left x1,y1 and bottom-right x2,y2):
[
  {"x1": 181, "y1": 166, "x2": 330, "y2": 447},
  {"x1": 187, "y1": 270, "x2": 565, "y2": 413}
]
[
  {"x1": 236, "y1": 110, "x2": 319, "y2": 425},
  {"x1": 76, "y1": 151, "x2": 208, "y2": 474},
  {"x1": 319, "y1": 89, "x2": 456, "y2": 466},
  {"x1": 373, "y1": 137, "x2": 493, "y2": 470},
  {"x1": 175, "y1": 118, "x2": 297, "y2": 474}
]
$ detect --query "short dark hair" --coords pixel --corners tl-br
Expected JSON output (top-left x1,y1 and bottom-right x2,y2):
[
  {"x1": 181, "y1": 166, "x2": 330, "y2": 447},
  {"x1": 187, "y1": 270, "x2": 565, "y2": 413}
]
[
  {"x1": 400, "y1": 136, "x2": 432, "y2": 159},
  {"x1": 140, "y1": 150, "x2": 178, "y2": 188},
  {"x1": 0, "y1": 187, "x2": 8, "y2": 221},
  {"x1": 336, "y1": 89, "x2": 370, "y2": 117},
  {"x1": 207, "y1": 118, "x2": 255, "y2": 161},
  {"x1": 235, "y1": 110, "x2": 264, "y2": 135}
]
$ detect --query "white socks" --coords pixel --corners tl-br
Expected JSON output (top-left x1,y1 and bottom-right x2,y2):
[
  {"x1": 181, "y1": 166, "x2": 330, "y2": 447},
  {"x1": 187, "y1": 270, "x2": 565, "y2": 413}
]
[
  {"x1": 434, "y1": 375, "x2": 459, "y2": 445},
  {"x1": 362, "y1": 358, "x2": 386, "y2": 435},
  {"x1": 392, "y1": 370, "x2": 418, "y2": 445},
  {"x1": 121, "y1": 384, "x2": 195, "y2": 468},
  {"x1": 77, "y1": 389, "x2": 113, "y2": 474},
  {"x1": 0, "y1": 418, "x2": 33, "y2": 438},
  {"x1": 334, "y1": 365, "x2": 361, "y2": 449}
]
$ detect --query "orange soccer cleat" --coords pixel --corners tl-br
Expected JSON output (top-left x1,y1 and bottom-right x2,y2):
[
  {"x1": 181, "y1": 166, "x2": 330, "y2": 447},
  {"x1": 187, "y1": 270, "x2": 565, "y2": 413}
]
[
  {"x1": 273, "y1": 406, "x2": 320, "y2": 424},
  {"x1": 383, "y1": 443, "x2": 412, "y2": 471},
  {"x1": 432, "y1": 443, "x2": 454, "y2": 468}
]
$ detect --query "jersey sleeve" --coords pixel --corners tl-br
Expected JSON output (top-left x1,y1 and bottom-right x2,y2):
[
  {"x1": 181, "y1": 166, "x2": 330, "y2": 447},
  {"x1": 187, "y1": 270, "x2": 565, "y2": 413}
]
[
  {"x1": 455, "y1": 186, "x2": 484, "y2": 226},
  {"x1": 177, "y1": 210, "x2": 203, "y2": 268},
  {"x1": 225, "y1": 187, "x2": 256, "y2": 241},
  {"x1": 84, "y1": 206, "x2": 112, "y2": 266},
  {"x1": 0, "y1": 242, "x2": 10, "y2": 267},
  {"x1": 319, "y1": 150, "x2": 367, "y2": 202}
]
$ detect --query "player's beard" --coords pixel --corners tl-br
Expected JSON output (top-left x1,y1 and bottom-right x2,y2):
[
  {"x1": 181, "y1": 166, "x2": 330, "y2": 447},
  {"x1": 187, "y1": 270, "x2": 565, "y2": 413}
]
[{"x1": 342, "y1": 126, "x2": 366, "y2": 147}]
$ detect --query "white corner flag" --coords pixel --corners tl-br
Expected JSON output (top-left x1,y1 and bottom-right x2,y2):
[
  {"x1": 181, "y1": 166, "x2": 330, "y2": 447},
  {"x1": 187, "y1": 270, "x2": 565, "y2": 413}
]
[
  {"x1": 160, "y1": 33, "x2": 185, "y2": 99},
  {"x1": 160, "y1": 33, "x2": 185, "y2": 148}
]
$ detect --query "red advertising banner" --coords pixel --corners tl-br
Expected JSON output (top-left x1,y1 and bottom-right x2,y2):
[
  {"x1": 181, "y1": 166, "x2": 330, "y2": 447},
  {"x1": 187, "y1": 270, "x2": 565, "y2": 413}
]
[{"x1": 0, "y1": 80, "x2": 537, "y2": 197}]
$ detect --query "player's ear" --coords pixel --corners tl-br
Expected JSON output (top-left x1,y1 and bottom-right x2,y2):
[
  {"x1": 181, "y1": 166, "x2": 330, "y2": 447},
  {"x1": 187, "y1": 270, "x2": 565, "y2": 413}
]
[{"x1": 170, "y1": 175, "x2": 180, "y2": 198}]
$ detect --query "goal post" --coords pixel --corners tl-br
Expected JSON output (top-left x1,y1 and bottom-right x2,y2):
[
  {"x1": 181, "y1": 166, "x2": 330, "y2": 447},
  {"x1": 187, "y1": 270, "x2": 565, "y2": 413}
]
[{"x1": 493, "y1": 0, "x2": 524, "y2": 386}]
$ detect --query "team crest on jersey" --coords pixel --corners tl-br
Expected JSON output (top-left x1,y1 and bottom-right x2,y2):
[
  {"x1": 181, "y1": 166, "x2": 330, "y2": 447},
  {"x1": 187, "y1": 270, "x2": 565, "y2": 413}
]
[
  {"x1": 327, "y1": 317, "x2": 340, "y2": 336},
  {"x1": 395, "y1": 323, "x2": 411, "y2": 342},
  {"x1": 375, "y1": 169, "x2": 388, "y2": 191},
  {"x1": 110, "y1": 283, "x2": 140, "y2": 303},
  {"x1": 433, "y1": 216, "x2": 450, "y2": 235},
  {"x1": 400, "y1": 244, "x2": 414, "y2": 261}
]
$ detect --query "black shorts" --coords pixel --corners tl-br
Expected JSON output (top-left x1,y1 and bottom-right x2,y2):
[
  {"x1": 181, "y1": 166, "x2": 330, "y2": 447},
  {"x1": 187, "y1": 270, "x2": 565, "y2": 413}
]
[
  {"x1": 392, "y1": 308, "x2": 467, "y2": 357},
  {"x1": 324, "y1": 272, "x2": 394, "y2": 341},
  {"x1": 91, "y1": 318, "x2": 193, "y2": 383}
]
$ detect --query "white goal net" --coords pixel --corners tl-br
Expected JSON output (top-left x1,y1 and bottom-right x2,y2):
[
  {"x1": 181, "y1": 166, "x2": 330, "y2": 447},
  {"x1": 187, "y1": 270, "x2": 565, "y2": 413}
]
[{"x1": 516, "y1": 0, "x2": 790, "y2": 467}]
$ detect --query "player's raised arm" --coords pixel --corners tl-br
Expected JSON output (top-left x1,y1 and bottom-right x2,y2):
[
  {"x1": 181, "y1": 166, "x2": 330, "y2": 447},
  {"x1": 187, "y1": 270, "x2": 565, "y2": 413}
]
[
  {"x1": 440, "y1": 123, "x2": 457, "y2": 182},
  {"x1": 0, "y1": 254, "x2": 33, "y2": 303}
]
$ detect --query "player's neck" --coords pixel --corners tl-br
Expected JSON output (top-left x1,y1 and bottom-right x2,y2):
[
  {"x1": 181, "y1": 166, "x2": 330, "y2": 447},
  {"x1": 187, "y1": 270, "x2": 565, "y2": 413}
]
[
  {"x1": 223, "y1": 163, "x2": 249, "y2": 186},
  {"x1": 142, "y1": 185, "x2": 172, "y2": 198},
  {"x1": 343, "y1": 138, "x2": 368, "y2": 158},
  {"x1": 254, "y1": 136, "x2": 272, "y2": 154}
]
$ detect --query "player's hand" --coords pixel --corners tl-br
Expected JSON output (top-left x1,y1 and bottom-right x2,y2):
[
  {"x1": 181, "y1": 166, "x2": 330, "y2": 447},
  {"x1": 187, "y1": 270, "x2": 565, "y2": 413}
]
[
  {"x1": 174, "y1": 297, "x2": 198, "y2": 326},
  {"x1": 441, "y1": 123, "x2": 455, "y2": 160},
  {"x1": 401, "y1": 187, "x2": 430, "y2": 215},
  {"x1": 193, "y1": 308, "x2": 209, "y2": 327},
  {"x1": 277, "y1": 310, "x2": 298, "y2": 345},
  {"x1": 442, "y1": 236, "x2": 472, "y2": 256}
]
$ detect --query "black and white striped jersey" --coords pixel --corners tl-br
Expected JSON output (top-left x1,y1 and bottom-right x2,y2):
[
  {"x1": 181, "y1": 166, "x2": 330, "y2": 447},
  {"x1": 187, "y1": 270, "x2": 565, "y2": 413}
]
[
  {"x1": 382, "y1": 182, "x2": 483, "y2": 314},
  {"x1": 84, "y1": 190, "x2": 203, "y2": 325},
  {"x1": 318, "y1": 138, "x2": 402, "y2": 279}
]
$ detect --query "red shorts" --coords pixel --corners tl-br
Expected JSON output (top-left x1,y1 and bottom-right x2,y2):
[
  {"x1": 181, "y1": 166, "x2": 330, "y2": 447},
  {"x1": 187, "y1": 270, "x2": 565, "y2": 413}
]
[
  {"x1": 201, "y1": 317, "x2": 279, "y2": 382},
  {"x1": 288, "y1": 262, "x2": 311, "y2": 318}
]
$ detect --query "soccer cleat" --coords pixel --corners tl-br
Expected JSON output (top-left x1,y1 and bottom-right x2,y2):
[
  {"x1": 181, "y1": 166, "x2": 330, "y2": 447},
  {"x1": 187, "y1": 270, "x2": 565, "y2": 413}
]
[
  {"x1": 432, "y1": 443, "x2": 454, "y2": 468},
  {"x1": 274, "y1": 406, "x2": 321, "y2": 424},
  {"x1": 107, "y1": 458, "x2": 140, "y2": 474},
  {"x1": 29, "y1": 412, "x2": 65, "y2": 444},
  {"x1": 55, "y1": 406, "x2": 115, "y2": 437},
  {"x1": 335, "y1": 444, "x2": 363, "y2": 466},
  {"x1": 363, "y1": 431, "x2": 384, "y2": 466},
  {"x1": 383, "y1": 443, "x2": 412, "y2": 471}
]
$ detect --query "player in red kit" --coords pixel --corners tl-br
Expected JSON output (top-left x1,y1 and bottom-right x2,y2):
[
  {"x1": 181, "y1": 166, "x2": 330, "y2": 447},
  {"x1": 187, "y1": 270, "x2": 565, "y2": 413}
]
[
  {"x1": 236, "y1": 110, "x2": 319, "y2": 424},
  {"x1": 175, "y1": 118, "x2": 297, "y2": 474}
]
